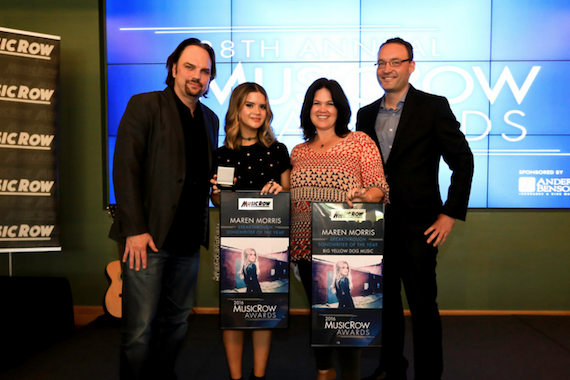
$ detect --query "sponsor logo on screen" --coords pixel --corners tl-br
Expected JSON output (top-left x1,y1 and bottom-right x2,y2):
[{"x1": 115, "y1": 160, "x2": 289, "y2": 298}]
[
  {"x1": 518, "y1": 177, "x2": 536, "y2": 192},
  {"x1": 518, "y1": 170, "x2": 570, "y2": 196},
  {"x1": 238, "y1": 198, "x2": 273, "y2": 210}
]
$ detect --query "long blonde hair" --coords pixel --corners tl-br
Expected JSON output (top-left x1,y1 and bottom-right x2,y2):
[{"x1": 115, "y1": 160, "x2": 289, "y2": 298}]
[
  {"x1": 224, "y1": 82, "x2": 276, "y2": 150},
  {"x1": 240, "y1": 248, "x2": 260, "y2": 279},
  {"x1": 330, "y1": 260, "x2": 353, "y2": 294}
]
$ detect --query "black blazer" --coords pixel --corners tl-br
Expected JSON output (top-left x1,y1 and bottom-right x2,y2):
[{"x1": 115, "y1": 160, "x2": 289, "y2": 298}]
[
  {"x1": 109, "y1": 87, "x2": 219, "y2": 249},
  {"x1": 356, "y1": 85, "x2": 473, "y2": 228}
]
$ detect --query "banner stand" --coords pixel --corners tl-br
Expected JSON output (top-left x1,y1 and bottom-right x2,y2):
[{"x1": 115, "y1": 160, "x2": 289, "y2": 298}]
[
  {"x1": 0, "y1": 27, "x2": 61, "y2": 253},
  {"x1": 1, "y1": 247, "x2": 62, "y2": 277}
]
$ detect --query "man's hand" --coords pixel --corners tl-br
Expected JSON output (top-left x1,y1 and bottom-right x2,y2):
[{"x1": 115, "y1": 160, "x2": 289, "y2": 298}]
[
  {"x1": 424, "y1": 214, "x2": 455, "y2": 247},
  {"x1": 123, "y1": 233, "x2": 158, "y2": 271},
  {"x1": 210, "y1": 174, "x2": 238, "y2": 207}
]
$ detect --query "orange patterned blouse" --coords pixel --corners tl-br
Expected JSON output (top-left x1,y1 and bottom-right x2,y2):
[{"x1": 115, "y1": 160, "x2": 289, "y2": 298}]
[{"x1": 290, "y1": 131, "x2": 389, "y2": 262}]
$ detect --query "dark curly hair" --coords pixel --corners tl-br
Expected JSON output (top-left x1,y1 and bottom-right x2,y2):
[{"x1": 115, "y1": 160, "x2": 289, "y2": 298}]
[
  {"x1": 299, "y1": 78, "x2": 351, "y2": 141},
  {"x1": 165, "y1": 38, "x2": 216, "y2": 96}
]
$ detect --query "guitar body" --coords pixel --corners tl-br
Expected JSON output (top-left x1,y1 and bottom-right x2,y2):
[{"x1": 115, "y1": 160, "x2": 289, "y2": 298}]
[{"x1": 104, "y1": 260, "x2": 123, "y2": 318}]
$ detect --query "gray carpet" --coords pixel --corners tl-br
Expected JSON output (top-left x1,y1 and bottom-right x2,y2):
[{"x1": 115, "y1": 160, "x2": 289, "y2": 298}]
[{"x1": 1, "y1": 314, "x2": 569, "y2": 379}]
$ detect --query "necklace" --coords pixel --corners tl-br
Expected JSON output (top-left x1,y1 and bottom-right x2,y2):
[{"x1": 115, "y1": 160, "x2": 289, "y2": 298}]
[
  {"x1": 318, "y1": 134, "x2": 344, "y2": 149},
  {"x1": 241, "y1": 136, "x2": 257, "y2": 141}
]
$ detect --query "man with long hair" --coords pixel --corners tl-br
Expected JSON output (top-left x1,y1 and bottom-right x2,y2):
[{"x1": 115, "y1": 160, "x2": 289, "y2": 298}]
[{"x1": 110, "y1": 38, "x2": 219, "y2": 380}]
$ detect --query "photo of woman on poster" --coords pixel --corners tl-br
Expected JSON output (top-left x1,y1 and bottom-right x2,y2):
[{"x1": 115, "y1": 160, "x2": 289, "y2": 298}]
[
  {"x1": 311, "y1": 255, "x2": 383, "y2": 309},
  {"x1": 242, "y1": 248, "x2": 262, "y2": 293},
  {"x1": 331, "y1": 260, "x2": 354, "y2": 308},
  {"x1": 219, "y1": 237, "x2": 289, "y2": 294}
]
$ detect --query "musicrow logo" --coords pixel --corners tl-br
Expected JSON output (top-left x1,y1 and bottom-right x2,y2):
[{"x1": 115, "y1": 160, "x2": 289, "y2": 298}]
[
  {"x1": 238, "y1": 198, "x2": 273, "y2": 210},
  {"x1": 0, "y1": 84, "x2": 55, "y2": 105},
  {"x1": 0, "y1": 224, "x2": 55, "y2": 240},
  {"x1": 330, "y1": 209, "x2": 366, "y2": 222},
  {"x1": 0, "y1": 179, "x2": 54, "y2": 195},
  {"x1": 0, "y1": 37, "x2": 56, "y2": 59},
  {"x1": 0, "y1": 132, "x2": 55, "y2": 150}
]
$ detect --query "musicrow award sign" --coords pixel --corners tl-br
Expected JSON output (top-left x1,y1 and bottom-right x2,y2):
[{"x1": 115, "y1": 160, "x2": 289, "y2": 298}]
[
  {"x1": 219, "y1": 191, "x2": 290, "y2": 329},
  {"x1": 311, "y1": 202, "x2": 384, "y2": 347}
]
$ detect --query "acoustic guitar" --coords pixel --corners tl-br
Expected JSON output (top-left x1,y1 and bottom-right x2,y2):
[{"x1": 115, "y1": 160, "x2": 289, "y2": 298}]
[{"x1": 104, "y1": 260, "x2": 123, "y2": 318}]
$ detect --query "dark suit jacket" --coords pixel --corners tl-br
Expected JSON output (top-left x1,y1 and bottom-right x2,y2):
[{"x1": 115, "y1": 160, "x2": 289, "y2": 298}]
[
  {"x1": 109, "y1": 87, "x2": 219, "y2": 249},
  {"x1": 356, "y1": 85, "x2": 473, "y2": 230}
]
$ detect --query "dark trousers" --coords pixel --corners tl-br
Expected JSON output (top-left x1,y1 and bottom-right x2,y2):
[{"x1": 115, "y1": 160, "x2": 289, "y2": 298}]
[
  {"x1": 120, "y1": 248, "x2": 200, "y2": 380},
  {"x1": 380, "y1": 213, "x2": 443, "y2": 380},
  {"x1": 297, "y1": 260, "x2": 361, "y2": 380}
]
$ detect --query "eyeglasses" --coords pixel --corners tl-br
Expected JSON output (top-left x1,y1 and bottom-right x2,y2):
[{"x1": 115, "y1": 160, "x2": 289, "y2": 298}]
[{"x1": 374, "y1": 59, "x2": 412, "y2": 68}]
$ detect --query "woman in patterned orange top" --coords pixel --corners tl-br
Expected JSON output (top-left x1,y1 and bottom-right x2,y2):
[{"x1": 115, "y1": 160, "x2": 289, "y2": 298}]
[{"x1": 290, "y1": 78, "x2": 389, "y2": 380}]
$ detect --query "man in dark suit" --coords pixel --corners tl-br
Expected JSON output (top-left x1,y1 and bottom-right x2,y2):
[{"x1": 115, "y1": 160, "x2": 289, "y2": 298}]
[
  {"x1": 109, "y1": 38, "x2": 219, "y2": 380},
  {"x1": 357, "y1": 38, "x2": 474, "y2": 380}
]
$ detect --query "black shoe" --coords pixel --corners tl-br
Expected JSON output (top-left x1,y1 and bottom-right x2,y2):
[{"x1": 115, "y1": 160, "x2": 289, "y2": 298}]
[
  {"x1": 249, "y1": 373, "x2": 265, "y2": 380},
  {"x1": 362, "y1": 371, "x2": 406, "y2": 380},
  {"x1": 361, "y1": 370, "x2": 386, "y2": 380}
]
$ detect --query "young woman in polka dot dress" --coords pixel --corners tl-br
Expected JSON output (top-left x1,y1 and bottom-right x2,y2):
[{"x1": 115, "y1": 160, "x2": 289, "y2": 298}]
[{"x1": 211, "y1": 82, "x2": 291, "y2": 380}]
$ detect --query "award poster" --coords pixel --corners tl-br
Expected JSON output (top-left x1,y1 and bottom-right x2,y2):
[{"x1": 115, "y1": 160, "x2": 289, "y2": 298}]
[
  {"x1": 311, "y1": 202, "x2": 384, "y2": 347},
  {"x1": 219, "y1": 191, "x2": 290, "y2": 329}
]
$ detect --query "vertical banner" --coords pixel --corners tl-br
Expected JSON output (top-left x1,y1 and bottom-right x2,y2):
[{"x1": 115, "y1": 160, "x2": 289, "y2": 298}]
[
  {"x1": 219, "y1": 191, "x2": 290, "y2": 329},
  {"x1": 311, "y1": 202, "x2": 384, "y2": 347},
  {"x1": 0, "y1": 27, "x2": 61, "y2": 251}
]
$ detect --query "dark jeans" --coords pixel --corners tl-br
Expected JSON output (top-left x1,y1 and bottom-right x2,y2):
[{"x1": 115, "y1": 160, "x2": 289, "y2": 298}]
[
  {"x1": 120, "y1": 248, "x2": 200, "y2": 380},
  {"x1": 297, "y1": 260, "x2": 361, "y2": 380},
  {"x1": 380, "y1": 215, "x2": 442, "y2": 380}
]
